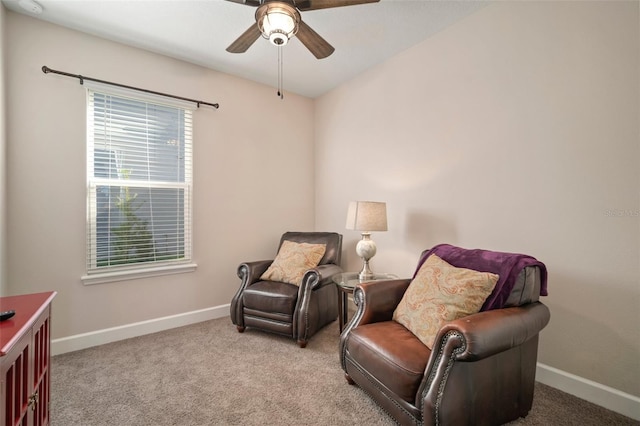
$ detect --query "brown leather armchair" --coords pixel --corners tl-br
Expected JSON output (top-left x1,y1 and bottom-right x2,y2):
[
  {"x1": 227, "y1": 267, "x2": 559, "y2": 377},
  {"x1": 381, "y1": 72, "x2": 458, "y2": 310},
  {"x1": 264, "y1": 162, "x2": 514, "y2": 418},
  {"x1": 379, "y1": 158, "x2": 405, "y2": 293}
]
[
  {"x1": 340, "y1": 245, "x2": 550, "y2": 426},
  {"x1": 231, "y1": 231, "x2": 343, "y2": 348}
]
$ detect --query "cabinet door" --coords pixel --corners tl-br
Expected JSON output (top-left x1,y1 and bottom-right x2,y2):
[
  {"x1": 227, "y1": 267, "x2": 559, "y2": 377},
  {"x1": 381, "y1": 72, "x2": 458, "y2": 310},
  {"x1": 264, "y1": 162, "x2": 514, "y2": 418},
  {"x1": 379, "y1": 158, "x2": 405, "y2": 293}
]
[
  {"x1": 1, "y1": 331, "x2": 31, "y2": 426},
  {"x1": 31, "y1": 308, "x2": 50, "y2": 426}
]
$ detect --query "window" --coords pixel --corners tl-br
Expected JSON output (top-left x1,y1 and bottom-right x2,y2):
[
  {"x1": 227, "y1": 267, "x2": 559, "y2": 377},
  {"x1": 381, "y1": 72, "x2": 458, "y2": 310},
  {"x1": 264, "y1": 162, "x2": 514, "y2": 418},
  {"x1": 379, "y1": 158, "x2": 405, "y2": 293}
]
[{"x1": 82, "y1": 83, "x2": 195, "y2": 284}]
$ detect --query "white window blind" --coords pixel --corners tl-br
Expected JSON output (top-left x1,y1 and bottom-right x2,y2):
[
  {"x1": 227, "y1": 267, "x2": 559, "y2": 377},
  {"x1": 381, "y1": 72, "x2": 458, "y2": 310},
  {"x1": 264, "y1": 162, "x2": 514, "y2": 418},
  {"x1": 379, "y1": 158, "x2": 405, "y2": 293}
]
[{"x1": 85, "y1": 87, "x2": 193, "y2": 279}]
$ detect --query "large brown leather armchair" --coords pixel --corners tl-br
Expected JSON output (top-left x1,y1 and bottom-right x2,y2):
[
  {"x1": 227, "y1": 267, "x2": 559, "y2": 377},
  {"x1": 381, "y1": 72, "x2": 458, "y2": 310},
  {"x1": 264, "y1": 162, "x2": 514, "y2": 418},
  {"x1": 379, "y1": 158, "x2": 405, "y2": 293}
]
[
  {"x1": 340, "y1": 244, "x2": 550, "y2": 425},
  {"x1": 231, "y1": 231, "x2": 343, "y2": 348}
]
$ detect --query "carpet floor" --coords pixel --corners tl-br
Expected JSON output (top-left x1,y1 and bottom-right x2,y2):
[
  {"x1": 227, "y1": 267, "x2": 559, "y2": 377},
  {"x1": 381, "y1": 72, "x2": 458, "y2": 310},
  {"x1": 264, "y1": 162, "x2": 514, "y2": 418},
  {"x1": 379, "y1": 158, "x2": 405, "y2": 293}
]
[{"x1": 50, "y1": 316, "x2": 638, "y2": 425}]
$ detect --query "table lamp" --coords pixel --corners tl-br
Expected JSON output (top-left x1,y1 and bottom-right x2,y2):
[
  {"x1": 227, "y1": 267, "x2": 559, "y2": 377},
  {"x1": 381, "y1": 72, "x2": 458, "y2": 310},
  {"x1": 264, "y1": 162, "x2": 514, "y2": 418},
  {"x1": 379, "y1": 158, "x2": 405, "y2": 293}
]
[{"x1": 346, "y1": 201, "x2": 388, "y2": 281}]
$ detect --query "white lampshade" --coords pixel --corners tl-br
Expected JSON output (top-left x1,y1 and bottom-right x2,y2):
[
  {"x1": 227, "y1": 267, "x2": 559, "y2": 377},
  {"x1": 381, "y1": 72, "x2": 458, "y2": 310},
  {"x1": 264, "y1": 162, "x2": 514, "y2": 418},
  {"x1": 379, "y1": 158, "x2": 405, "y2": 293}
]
[{"x1": 346, "y1": 201, "x2": 388, "y2": 232}]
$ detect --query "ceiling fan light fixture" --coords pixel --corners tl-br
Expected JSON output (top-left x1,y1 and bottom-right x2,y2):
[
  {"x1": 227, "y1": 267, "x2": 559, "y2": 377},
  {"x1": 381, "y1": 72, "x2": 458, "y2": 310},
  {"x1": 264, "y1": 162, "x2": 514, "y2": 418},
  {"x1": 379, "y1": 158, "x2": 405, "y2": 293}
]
[{"x1": 256, "y1": 2, "x2": 300, "y2": 47}]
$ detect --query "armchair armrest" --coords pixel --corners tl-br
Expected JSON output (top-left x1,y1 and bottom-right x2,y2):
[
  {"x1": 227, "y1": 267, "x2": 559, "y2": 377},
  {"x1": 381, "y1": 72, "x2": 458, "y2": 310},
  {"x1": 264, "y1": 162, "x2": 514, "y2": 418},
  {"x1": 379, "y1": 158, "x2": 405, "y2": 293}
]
[
  {"x1": 439, "y1": 302, "x2": 551, "y2": 361},
  {"x1": 296, "y1": 263, "x2": 343, "y2": 346},
  {"x1": 417, "y1": 302, "x2": 550, "y2": 417},
  {"x1": 349, "y1": 279, "x2": 411, "y2": 327},
  {"x1": 339, "y1": 278, "x2": 411, "y2": 370},
  {"x1": 231, "y1": 260, "x2": 273, "y2": 326},
  {"x1": 303, "y1": 263, "x2": 343, "y2": 290},
  {"x1": 237, "y1": 260, "x2": 273, "y2": 286}
]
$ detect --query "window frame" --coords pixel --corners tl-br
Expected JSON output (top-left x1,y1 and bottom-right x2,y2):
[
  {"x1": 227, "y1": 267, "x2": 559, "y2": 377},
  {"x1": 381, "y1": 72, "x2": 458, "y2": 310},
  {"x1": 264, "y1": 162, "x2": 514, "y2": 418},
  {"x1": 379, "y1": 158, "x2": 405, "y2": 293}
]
[{"x1": 81, "y1": 82, "x2": 197, "y2": 285}]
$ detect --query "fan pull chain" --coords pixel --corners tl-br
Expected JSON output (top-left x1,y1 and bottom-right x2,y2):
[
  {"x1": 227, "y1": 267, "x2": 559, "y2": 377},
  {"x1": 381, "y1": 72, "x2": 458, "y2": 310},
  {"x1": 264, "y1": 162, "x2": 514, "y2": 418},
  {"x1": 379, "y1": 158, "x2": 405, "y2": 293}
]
[{"x1": 277, "y1": 45, "x2": 284, "y2": 100}]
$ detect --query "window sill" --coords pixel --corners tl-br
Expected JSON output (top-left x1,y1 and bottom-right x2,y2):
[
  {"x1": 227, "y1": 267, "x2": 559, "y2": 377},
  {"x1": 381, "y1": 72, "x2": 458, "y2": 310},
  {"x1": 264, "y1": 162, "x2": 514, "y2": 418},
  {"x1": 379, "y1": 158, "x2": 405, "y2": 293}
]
[{"x1": 81, "y1": 262, "x2": 197, "y2": 285}]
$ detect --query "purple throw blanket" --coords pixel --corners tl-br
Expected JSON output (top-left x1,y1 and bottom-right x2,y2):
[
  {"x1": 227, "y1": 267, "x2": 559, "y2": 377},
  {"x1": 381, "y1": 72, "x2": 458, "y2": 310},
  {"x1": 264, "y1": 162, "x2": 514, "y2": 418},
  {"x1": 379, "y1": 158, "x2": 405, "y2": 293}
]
[{"x1": 413, "y1": 244, "x2": 548, "y2": 311}]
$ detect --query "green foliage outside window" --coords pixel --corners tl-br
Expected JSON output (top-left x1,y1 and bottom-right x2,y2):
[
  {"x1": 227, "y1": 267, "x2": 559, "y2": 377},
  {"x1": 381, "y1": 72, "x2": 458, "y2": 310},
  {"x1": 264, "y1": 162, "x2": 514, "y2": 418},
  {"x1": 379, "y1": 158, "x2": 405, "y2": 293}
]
[{"x1": 101, "y1": 170, "x2": 155, "y2": 267}]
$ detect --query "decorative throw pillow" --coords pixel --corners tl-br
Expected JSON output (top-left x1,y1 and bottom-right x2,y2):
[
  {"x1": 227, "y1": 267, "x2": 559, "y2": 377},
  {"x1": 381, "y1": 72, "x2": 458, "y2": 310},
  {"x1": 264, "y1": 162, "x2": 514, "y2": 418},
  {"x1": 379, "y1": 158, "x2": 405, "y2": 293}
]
[
  {"x1": 260, "y1": 240, "x2": 326, "y2": 286},
  {"x1": 392, "y1": 254, "x2": 499, "y2": 349}
]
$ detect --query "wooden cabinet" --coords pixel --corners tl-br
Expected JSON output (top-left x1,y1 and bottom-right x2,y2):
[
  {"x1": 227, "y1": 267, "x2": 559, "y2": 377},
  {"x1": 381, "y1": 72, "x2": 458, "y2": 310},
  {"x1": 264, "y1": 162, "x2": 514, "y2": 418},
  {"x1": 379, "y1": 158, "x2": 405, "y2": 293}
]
[{"x1": 0, "y1": 292, "x2": 56, "y2": 426}]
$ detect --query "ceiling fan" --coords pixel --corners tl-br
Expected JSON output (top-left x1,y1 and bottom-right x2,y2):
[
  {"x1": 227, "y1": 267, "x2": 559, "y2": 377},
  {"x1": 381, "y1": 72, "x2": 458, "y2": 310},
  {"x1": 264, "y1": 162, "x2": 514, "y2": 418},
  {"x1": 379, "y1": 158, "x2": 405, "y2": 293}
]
[{"x1": 225, "y1": 0, "x2": 380, "y2": 59}]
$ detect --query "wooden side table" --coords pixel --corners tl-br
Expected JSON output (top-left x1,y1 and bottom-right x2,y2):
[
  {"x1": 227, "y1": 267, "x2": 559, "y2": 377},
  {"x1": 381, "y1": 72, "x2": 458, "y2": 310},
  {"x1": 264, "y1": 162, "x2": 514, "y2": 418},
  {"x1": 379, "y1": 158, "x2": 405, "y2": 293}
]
[{"x1": 333, "y1": 272, "x2": 397, "y2": 333}]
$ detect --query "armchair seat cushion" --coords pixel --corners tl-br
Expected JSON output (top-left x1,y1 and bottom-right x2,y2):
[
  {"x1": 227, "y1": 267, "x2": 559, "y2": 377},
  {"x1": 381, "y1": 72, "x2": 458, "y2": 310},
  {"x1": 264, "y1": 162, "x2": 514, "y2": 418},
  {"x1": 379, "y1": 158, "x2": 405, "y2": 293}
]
[
  {"x1": 346, "y1": 321, "x2": 431, "y2": 403},
  {"x1": 242, "y1": 280, "x2": 298, "y2": 315}
]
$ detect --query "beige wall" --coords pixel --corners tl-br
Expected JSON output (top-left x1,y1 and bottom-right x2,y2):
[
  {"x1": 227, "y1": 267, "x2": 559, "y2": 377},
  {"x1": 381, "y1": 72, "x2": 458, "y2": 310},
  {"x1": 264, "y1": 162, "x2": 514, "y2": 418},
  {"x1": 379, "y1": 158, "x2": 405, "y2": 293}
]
[
  {"x1": 315, "y1": 1, "x2": 639, "y2": 397},
  {"x1": 0, "y1": 4, "x2": 6, "y2": 296},
  {"x1": 5, "y1": 12, "x2": 315, "y2": 337}
]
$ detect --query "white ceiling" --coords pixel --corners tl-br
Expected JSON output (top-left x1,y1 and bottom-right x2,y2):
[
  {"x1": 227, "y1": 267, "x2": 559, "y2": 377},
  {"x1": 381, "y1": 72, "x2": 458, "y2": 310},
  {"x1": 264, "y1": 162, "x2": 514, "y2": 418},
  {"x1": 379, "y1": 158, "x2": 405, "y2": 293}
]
[{"x1": 2, "y1": 0, "x2": 487, "y2": 98}]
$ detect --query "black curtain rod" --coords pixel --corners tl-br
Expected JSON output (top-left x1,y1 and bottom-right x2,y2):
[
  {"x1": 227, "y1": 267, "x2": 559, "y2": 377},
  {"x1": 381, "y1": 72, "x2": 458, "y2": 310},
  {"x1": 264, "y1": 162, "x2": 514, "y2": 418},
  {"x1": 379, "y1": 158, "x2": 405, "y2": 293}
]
[{"x1": 42, "y1": 65, "x2": 219, "y2": 109}]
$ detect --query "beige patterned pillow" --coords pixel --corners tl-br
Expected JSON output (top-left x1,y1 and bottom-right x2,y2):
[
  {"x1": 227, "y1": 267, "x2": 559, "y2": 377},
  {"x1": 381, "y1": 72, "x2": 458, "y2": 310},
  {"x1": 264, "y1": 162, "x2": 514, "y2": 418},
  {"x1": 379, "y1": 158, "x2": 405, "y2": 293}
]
[
  {"x1": 260, "y1": 240, "x2": 326, "y2": 286},
  {"x1": 392, "y1": 254, "x2": 499, "y2": 349}
]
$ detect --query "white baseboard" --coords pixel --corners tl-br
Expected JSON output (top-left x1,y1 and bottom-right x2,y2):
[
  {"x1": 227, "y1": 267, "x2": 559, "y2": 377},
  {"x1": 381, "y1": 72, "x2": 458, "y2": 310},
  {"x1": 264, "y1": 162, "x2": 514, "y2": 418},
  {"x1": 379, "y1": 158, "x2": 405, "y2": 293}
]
[
  {"x1": 52, "y1": 312, "x2": 639, "y2": 421},
  {"x1": 536, "y1": 362, "x2": 640, "y2": 421},
  {"x1": 51, "y1": 304, "x2": 230, "y2": 356}
]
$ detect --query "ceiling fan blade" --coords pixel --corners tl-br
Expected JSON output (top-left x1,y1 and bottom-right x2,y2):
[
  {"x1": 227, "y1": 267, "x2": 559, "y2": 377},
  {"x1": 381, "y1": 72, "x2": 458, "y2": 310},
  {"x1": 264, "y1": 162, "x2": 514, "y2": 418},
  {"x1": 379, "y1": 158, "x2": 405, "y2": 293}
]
[
  {"x1": 296, "y1": 21, "x2": 335, "y2": 59},
  {"x1": 226, "y1": 23, "x2": 262, "y2": 53},
  {"x1": 225, "y1": 0, "x2": 261, "y2": 6},
  {"x1": 296, "y1": 0, "x2": 379, "y2": 11}
]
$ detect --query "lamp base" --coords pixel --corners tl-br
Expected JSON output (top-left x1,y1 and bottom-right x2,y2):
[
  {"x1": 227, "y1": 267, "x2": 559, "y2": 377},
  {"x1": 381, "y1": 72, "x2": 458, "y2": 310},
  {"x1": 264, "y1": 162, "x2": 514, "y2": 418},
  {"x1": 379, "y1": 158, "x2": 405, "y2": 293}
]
[
  {"x1": 358, "y1": 264, "x2": 374, "y2": 282},
  {"x1": 356, "y1": 233, "x2": 377, "y2": 282}
]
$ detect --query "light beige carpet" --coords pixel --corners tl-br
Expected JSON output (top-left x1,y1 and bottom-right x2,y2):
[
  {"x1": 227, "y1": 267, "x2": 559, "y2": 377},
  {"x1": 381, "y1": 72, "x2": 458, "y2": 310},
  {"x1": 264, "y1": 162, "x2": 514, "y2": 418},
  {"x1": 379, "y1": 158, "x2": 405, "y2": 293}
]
[{"x1": 50, "y1": 317, "x2": 638, "y2": 425}]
